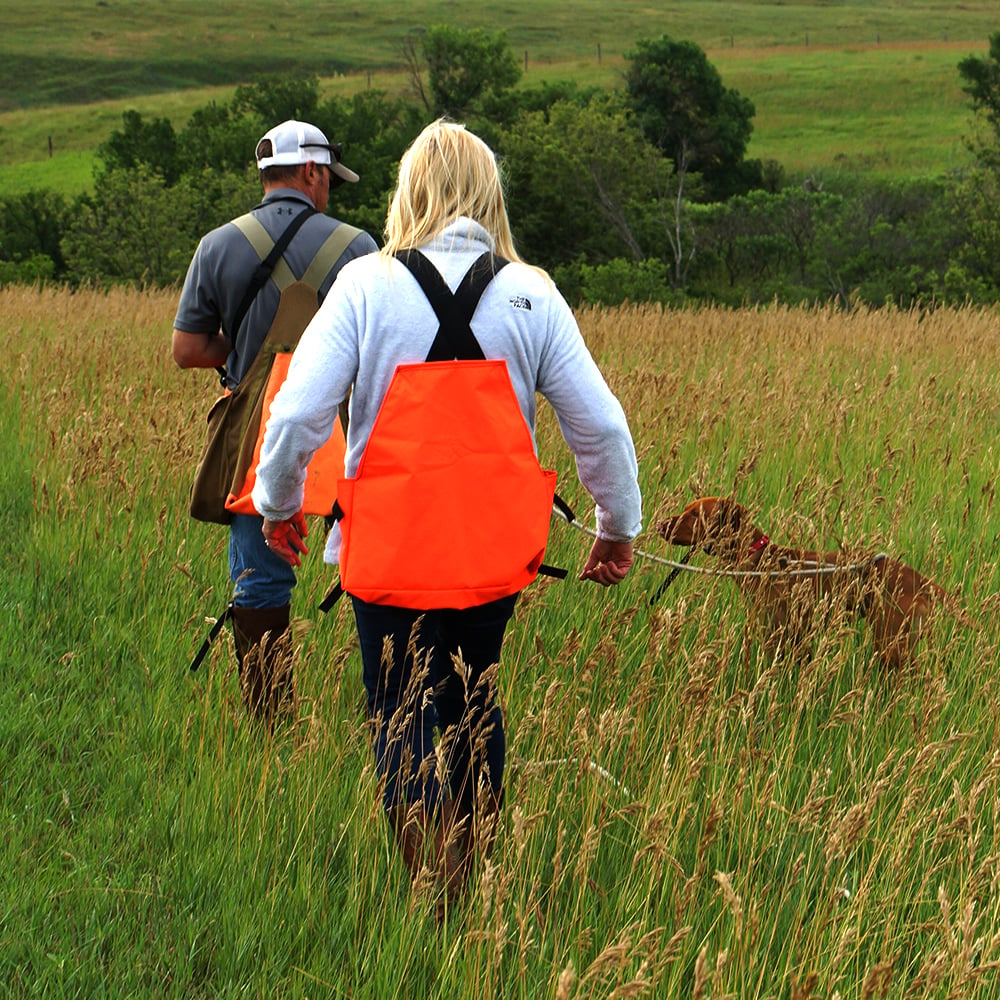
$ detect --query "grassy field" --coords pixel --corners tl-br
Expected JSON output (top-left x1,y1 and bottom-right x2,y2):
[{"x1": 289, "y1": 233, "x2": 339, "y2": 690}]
[
  {"x1": 713, "y1": 41, "x2": 980, "y2": 179},
  {"x1": 0, "y1": 1, "x2": 995, "y2": 195},
  {"x1": 2, "y1": 287, "x2": 999, "y2": 996},
  {"x1": 5, "y1": 0, "x2": 997, "y2": 108},
  {"x1": 5, "y1": 0, "x2": 995, "y2": 108}
]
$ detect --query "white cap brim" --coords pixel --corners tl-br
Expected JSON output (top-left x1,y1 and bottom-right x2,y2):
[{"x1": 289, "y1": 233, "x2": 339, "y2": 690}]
[{"x1": 330, "y1": 161, "x2": 359, "y2": 184}]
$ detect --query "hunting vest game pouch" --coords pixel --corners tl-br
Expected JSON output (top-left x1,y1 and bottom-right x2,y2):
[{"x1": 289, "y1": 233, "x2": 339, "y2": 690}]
[
  {"x1": 189, "y1": 211, "x2": 359, "y2": 524},
  {"x1": 335, "y1": 250, "x2": 557, "y2": 610}
]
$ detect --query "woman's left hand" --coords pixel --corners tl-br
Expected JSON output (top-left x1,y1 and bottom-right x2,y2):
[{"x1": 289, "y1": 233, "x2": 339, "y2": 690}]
[{"x1": 579, "y1": 538, "x2": 633, "y2": 586}]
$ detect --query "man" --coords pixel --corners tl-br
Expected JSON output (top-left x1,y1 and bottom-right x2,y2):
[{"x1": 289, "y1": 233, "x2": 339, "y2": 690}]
[{"x1": 173, "y1": 119, "x2": 378, "y2": 726}]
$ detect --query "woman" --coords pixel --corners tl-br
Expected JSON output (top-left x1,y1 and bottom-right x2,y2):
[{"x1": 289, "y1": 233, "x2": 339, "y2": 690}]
[{"x1": 253, "y1": 120, "x2": 642, "y2": 912}]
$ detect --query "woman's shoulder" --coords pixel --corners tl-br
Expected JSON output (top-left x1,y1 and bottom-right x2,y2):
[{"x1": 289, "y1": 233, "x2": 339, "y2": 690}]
[
  {"x1": 492, "y1": 258, "x2": 568, "y2": 317},
  {"x1": 495, "y1": 257, "x2": 555, "y2": 292},
  {"x1": 335, "y1": 249, "x2": 394, "y2": 285}
]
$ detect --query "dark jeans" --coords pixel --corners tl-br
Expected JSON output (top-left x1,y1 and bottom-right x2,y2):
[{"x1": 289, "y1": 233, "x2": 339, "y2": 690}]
[{"x1": 351, "y1": 594, "x2": 518, "y2": 815}]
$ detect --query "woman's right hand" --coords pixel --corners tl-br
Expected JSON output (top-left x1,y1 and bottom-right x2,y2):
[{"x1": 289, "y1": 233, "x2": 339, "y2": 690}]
[{"x1": 262, "y1": 512, "x2": 309, "y2": 567}]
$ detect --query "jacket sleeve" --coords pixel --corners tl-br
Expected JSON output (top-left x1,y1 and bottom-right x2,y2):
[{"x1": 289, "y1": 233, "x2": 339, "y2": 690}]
[{"x1": 535, "y1": 290, "x2": 642, "y2": 542}]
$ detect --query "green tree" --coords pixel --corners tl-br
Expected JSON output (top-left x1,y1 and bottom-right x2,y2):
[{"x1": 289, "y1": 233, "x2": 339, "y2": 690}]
[
  {"x1": 958, "y1": 32, "x2": 1000, "y2": 144},
  {"x1": 947, "y1": 168, "x2": 1000, "y2": 301},
  {"x1": 412, "y1": 26, "x2": 522, "y2": 118},
  {"x1": 61, "y1": 165, "x2": 254, "y2": 287},
  {"x1": 556, "y1": 256, "x2": 678, "y2": 307},
  {"x1": 499, "y1": 93, "x2": 666, "y2": 270},
  {"x1": 175, "y1": 74, "x2": 324, "y2": 177},
  {"x1": 0, "y1": 190, "x2": 70, "y2": 280},
  {"x1": 691, "y1": 188, "x2": 834, "y2": 304},
  {"x1": 98, "y1": 110, "x2": 182, "y2": 184},
  {"x1": 177, "y1": 102, "x2": 260, "y2": 176},
  {"x1": 624, "y1": 35, "x2": 760, "y2": 201},
  {"x1": 952, "y1": 32, "x2": 1000, "y2": 298},
  {"x1": 62, "y1": 166, "x2": 188, "y2": 285},
  {"x1": 231, "y1": 73, "x2": 320, "y2": 126},
  {"x1": 689, "y1": 179, "x2": 962, "y2": 308}
]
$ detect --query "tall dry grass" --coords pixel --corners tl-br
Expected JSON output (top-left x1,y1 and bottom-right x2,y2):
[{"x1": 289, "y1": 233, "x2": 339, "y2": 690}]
[{"x1": 2, "y1": 286, "x2": 999, "y2": 997}]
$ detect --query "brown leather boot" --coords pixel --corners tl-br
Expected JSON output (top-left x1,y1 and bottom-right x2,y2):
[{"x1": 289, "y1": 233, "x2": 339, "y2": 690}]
[
  {"x1": 389, "y1": 800, "x2": 467, "y2": 918},
  {"x1": 230, "y1": 605, "x2": 294, "y2": 727},
  {"x1": 456, "y1": 785, "x2": 502, "y2": 883}
]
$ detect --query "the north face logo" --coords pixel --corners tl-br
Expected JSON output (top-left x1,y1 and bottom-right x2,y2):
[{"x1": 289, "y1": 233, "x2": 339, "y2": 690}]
[{"x1": 510, "y1": 295, "x2": 532, "y2": 310}]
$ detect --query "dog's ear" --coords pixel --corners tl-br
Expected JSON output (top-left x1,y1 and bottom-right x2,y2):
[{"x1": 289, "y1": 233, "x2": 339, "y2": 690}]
[
  {"x1": 658, "y1": 496, "x2": 718, "y2": 546},
  {"x1": 699, "y1": 496, "x2": 752, "y2": 555},
  {"x1": 711, "y1": 497, "x2": 742, "y2": 535}
]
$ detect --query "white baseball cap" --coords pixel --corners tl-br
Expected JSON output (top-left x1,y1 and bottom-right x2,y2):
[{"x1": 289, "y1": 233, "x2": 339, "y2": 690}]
[{"x1": 254, "y1": 119, "x2": 359, "y2": 183}]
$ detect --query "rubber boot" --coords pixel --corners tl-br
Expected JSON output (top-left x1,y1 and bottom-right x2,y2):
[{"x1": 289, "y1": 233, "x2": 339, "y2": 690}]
[
  {"x1": 389, "y1": 800, "x2": 466, "y2": 919},
  {"x1": 230, "y1": 604, "x2": 294, "y2": 728}
]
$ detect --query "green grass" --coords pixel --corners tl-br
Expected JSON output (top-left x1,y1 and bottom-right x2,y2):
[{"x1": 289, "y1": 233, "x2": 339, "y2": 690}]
[
  {"x1": 0, "y1": 1, "x2": 995, "y2": 197},
  {"x1": 4, "y1": 0, "x2": 996, "y2": 111},
  {"x1": 0, "y1": 86, "x2": 237, "y2": 197},
  {"x1": 3, "y1": 287, "x2": 1000, "y2": 996},
  {"x1": 715, "y1": 41, "x2": 980, "y2": 178}
]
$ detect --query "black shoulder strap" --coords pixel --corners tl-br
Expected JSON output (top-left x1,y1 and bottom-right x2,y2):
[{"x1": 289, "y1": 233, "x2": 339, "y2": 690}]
[
  {"x1": 394, "y1": 249, "x2": 508, "y2": 361},
  {"x1": 229, "y1": 207, "x2": 317, "y2": 339}
]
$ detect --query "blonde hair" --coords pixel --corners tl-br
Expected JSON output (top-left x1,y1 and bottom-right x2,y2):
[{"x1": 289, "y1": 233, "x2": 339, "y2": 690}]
[{"x1": 382, "y1": 119, "x2": 523, "y2": 263}]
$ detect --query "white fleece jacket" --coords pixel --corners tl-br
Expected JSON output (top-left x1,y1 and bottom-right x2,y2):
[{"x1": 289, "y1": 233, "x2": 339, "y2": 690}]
[{"x1": 252, "y1": 218, "x2": 642, "y2": 564}]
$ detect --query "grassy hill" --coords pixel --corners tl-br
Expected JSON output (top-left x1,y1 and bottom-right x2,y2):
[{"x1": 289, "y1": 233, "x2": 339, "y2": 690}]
[
  {"x1": 0, "y1": 2, "x2": 995, "y2": 194},
  {"x1": 5, "y1": 0, "x2": 997, "y2": 110}
]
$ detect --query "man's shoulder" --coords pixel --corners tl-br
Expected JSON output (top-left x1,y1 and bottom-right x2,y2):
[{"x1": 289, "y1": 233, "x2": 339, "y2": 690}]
[
  {"x1": 197, "y1": 214, "x2": 256, "y2": 254},
  {"x1": 316, "y1": 219, "x2": 379, "y2": 274},
  {"x1": 316, "y1": 214, "x2": 377, "y2": 245},
  {"x1": 193, "y1": 207, "x2": 376, "y2": 282}
]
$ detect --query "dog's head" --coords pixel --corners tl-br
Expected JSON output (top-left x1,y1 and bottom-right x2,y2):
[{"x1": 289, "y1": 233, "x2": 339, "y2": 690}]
[{"x1": 657, "y1": 496, "x2": 753, "y2": 557}]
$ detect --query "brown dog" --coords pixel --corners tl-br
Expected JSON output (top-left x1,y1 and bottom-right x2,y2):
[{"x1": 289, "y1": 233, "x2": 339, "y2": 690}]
[{"x1": 657, "y1": 496, "x2": 964, "y2": 668}]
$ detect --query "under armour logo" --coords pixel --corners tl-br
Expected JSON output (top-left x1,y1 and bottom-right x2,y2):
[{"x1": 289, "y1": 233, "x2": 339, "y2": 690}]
[{"x1": 510, "y1": 295, "x2": 532, "y2": 311}]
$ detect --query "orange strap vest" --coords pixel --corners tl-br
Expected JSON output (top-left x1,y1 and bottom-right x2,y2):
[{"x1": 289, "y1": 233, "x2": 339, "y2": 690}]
[
  {"x1": 328, "y1": 250, "x2": 562, "y2": 610},
  {"x1": 222, "y1": 213, "x2": 359, "y2": 518}
]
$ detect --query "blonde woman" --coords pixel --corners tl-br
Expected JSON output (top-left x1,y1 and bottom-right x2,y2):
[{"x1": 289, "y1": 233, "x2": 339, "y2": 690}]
[{"x1": 253, "y1": 119, "x2": 642, "y2": 914}]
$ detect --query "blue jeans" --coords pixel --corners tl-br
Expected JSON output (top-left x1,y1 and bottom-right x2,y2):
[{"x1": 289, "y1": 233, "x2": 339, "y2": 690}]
[
  {"x1": 352, "y1": 594, "x2": 518, "y2": 815},
  {"x1": 229, "y1": 513, "x2": 297, "y2": 609}
]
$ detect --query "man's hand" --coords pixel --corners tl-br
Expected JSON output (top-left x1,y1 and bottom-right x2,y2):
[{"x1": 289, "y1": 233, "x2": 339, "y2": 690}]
[
  {"x1": 262, "y1": 512, "x2": 309, "y2": 567},
  {"x1": 579, "y1": 538, "x2": 633, "y2": 586}
]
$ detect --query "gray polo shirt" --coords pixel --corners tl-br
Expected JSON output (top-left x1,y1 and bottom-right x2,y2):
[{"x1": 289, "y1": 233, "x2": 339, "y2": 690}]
[{"x1": 174, "y1": 188, "x2": 377, "y2": 387}]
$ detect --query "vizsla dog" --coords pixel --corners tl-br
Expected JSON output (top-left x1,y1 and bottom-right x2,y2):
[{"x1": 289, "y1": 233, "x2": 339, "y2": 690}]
[{"x1": 658, "y1": 496, "x2": 965, "y2": 669}]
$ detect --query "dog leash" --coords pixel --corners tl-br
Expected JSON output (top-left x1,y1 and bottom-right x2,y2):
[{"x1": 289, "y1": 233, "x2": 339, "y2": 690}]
[
  {"x1": 552, "y1": 507, "x2": 889, "y2": 583},
  {"x1": 512, "y1": 756, "x2": 633, "y2": 799},
  {"x1": 647, "y1": 548, "x2": 693, "y2": 606}
]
